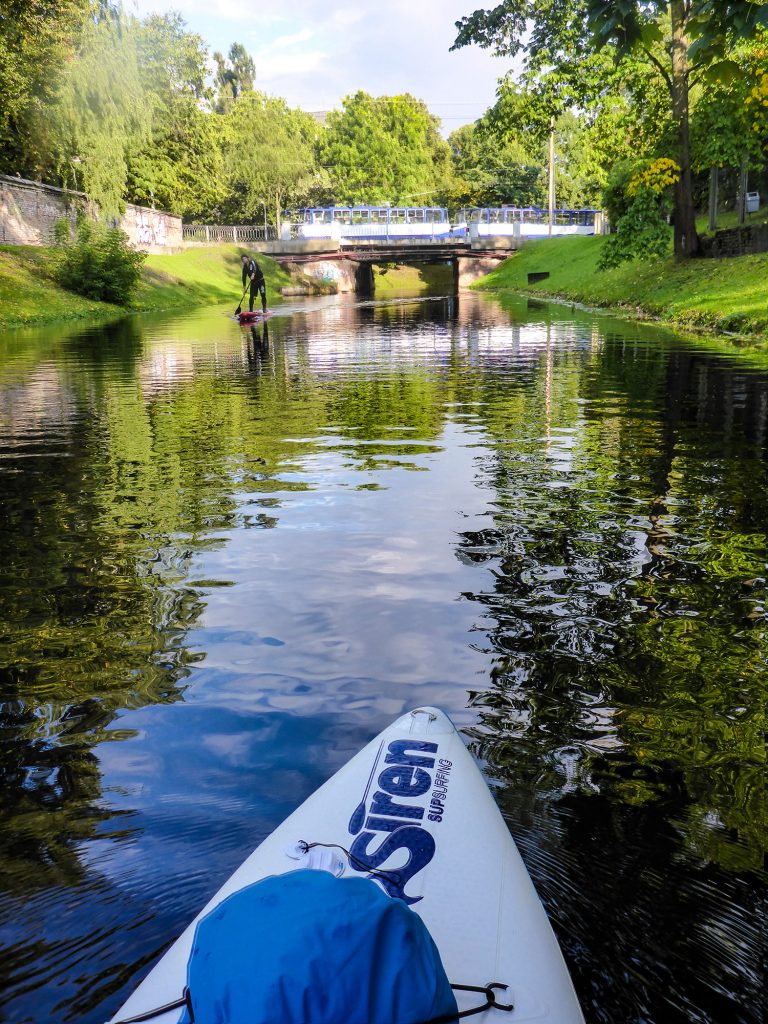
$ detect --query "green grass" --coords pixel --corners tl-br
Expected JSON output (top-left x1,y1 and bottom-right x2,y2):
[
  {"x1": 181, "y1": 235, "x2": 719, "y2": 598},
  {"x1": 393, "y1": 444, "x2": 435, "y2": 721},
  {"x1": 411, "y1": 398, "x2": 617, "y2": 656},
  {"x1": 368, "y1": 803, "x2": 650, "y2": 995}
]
[
  {"x1": 0, "y1": 245, "x2": 125, "y2": 327},
  {"x1": 373, "y1": 263, "x2": 454, "y2": 296},
  {"x1": 0, "y1": 244, "x2": 292, "y2": 327},
  {"x1": 695, "y1": 208, "x2": 767, "y2": 234},
  {"x1": 136, "y1": 245, "x2": 292, "y2": 311},
  {"x1": 475, "y1": 235, "x2": 768, "y2": 338}
]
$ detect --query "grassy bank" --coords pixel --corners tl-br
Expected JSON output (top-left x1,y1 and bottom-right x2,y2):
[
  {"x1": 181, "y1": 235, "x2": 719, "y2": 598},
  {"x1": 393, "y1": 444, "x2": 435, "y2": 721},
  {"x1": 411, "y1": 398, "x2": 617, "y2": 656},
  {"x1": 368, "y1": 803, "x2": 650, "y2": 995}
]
[
  {"x1": 0, "y1": 244, "x2": 292, "y2": 328},
  {"x1": 0, "y1": 245, "x2": 125, "y2": 326},
  {"x1": 475, "y1": 236, "x2": 768, "y2": 338},
  {"x1": 136, "y1": 246, "x2": 292, "y2": 311},
  {"x1": 373, "y1": 262, "x2": 454, "y2": 296}
]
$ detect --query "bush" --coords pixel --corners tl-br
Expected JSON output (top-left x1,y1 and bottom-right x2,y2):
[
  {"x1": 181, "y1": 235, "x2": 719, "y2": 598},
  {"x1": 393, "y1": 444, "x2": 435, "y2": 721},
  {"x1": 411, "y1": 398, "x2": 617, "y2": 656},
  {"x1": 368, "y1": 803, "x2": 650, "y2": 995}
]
[
  {"x1": 55, "y1": 221, "x2": 146, "y2": 305},
  {"x1": 599, "y1": 158, "x2": 679, "y2": 270}
]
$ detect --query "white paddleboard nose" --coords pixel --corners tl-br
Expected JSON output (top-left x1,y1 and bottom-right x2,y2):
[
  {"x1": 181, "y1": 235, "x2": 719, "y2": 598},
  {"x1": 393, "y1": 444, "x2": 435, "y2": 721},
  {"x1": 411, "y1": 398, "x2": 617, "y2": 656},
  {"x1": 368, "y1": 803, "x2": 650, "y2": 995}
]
[{"x1": 392, "y1": 706, "x2": 456, "y2": 736}]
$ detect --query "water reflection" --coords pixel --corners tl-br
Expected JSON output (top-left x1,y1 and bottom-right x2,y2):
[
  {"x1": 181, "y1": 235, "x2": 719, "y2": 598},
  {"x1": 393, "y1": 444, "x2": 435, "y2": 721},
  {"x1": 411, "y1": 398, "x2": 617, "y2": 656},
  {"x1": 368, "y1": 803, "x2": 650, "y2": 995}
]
[{"x1": 0, "y1": 292, "x2": 765, "y2": 1023}]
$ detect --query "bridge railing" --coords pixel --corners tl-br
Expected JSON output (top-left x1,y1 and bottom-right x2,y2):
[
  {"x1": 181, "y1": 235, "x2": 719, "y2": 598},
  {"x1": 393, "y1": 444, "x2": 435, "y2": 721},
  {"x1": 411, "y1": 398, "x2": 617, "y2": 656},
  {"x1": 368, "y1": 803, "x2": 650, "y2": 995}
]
[{"x1": 182, "y1": 224, "x2": 277, "y2": 243}]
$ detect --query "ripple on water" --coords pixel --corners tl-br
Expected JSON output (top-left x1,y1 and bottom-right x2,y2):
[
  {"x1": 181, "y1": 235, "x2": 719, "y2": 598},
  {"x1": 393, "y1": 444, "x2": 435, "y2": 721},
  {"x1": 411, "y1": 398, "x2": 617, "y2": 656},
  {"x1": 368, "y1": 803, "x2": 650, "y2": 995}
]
[{"x1": 0, "y1": 295, "x2": 765, "y2": 1024}]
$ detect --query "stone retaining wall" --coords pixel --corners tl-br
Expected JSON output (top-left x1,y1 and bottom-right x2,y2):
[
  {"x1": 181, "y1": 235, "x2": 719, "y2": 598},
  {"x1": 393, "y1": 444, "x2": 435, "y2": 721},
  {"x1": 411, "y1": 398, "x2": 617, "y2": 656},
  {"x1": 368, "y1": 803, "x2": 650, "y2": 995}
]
[
  {"x1": 0, "y1": 174, "x2": 182, "y2": 252},
  {"x1": 700, "y1": 222, "x2": 768, "y2": 258}
]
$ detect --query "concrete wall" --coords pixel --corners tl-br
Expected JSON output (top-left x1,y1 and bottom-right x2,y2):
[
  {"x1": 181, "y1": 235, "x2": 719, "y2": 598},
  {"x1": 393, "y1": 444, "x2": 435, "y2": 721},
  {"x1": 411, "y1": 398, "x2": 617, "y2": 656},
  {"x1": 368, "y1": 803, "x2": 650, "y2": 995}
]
[
  {"x1": 0, "y1": 174, "x2": 182, "y2": 252},
  {"x1": 301, "y1": 258, "x2": 360, "y2": 293},
  {"x1": 455, "y1": 254, "x2": 507, "y2": 289},
  {"x1": 262, "y1": 238, "x2": 340, "y2": 256},
  {"x1": 119, "y1": 203, "x2": 182, "y2": 253},
  {"x1": 700, "y1": 223, "x2": 768, "y2": 258},
  {"x1": 1, "y1": 175, "x2": 87, "y2": 245}
]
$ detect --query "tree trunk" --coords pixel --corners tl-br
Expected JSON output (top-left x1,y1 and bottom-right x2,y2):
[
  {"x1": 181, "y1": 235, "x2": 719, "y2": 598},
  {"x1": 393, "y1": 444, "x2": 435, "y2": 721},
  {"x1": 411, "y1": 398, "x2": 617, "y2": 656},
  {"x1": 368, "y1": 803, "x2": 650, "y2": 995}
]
[{"x1": 670, "y1": 2, "x2": 700, "y2": 257}]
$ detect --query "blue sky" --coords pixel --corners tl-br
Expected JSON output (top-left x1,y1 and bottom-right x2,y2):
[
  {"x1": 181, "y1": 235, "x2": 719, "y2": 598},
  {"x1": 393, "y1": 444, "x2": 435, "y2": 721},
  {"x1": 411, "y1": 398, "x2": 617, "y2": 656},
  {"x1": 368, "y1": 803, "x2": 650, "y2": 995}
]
[{"x1": 131, "y1": 0, "x2": 511, "y2": 133}]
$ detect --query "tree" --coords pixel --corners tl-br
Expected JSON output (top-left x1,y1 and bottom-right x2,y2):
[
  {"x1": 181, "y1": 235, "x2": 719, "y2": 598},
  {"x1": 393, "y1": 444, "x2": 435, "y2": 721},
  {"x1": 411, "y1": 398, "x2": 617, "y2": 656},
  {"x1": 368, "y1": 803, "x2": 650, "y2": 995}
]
[
  {"x1": 317, "y1": 92, "x2": 451, "y2": 206},
  {"x1": 214, "y1": 43, "x2": 255, "y2": 115},
  {"x1": 452, "y1": 0, "x2": 768, "y2": 257},
  {"x1": 0, "y1": 0, "x2": 92, "y2": 178},
  {"x1": 448, "y1": 120, "x2": 544, "y2": 208},
  {"x1": 691, "y1": 33, "x2": 768, "y2": 220},
  {"x1": 126, "y1": 14, "x2": 226, "y2": 219},
  {"x1": 587, "y1": 2, "x2": 768, "y2": 254},
  {"x1": 223, "y1": 92, "x2": 318, "y2": 227},
  {"x1": 42, "y1": 8, "x2": 151, "y2": 216}
]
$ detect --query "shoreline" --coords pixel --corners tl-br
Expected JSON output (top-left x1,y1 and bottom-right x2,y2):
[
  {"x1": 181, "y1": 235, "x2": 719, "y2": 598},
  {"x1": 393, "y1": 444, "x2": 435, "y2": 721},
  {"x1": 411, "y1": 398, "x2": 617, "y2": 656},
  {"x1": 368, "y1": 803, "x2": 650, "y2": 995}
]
[
  {"x1": 473, "y1": 235, "x2": 768, "y2": 344},
  {"x1": 0, "y1": 245, "x2": 293, "y2": 329},
  {"x1": 493, "y1": 284, "x2": 764, "y2": 349}
]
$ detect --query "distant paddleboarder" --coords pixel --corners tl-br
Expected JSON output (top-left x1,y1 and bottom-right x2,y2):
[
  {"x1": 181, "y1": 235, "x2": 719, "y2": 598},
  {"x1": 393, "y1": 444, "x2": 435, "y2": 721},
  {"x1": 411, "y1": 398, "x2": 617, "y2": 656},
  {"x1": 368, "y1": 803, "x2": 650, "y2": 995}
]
[{"x1": 241, "y1": 253, "x2": 267, "y2": 313}]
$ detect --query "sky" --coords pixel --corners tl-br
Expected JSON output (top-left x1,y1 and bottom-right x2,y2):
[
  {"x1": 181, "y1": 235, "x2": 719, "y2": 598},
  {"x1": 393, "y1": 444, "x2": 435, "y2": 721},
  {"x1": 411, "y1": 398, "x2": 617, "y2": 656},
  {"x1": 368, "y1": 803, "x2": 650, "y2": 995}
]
[{"x1": 131, "y1": 0, "x2": 512, "y2": 134}]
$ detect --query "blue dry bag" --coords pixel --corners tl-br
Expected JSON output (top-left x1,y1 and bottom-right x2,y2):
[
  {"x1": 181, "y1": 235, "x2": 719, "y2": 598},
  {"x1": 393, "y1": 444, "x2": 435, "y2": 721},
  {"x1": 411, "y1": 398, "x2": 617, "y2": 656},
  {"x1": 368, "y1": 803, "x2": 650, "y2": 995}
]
[{"x1": 179, "y1": 869, "x2": 458, "y2": 1024}]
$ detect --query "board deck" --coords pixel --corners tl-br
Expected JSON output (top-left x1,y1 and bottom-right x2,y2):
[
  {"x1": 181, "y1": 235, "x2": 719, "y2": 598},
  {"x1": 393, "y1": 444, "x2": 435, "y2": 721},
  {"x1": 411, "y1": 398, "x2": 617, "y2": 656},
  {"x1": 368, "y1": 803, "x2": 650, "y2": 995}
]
[
  {"x1": 235, "y1": 309, "x2": 274, "y2": 324},
  {"x1": 109, "y1": 707, "x2": 584, "y2": 1024}
]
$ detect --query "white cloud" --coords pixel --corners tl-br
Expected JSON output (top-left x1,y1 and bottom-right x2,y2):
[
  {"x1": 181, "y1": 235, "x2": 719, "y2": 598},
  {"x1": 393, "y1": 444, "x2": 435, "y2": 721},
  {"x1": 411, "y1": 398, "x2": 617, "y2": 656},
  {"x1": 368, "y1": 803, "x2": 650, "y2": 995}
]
[
  {"x1": 255, "y1": 49, "x2": 330, "y2": 80},
  {"x1": 131, "y1": 0, "x2": 511, "y2": 130},
  {"x1": 271, "y1": 29, "x2": 314, "y2": 50}
]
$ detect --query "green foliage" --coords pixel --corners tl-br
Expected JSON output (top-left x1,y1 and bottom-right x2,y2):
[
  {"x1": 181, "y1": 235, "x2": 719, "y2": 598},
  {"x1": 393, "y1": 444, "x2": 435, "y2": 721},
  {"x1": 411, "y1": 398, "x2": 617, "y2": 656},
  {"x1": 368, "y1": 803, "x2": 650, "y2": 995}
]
[
  {"x1": 318, "y1": 92, "x2": 451, "y2": 205},
  {"x1": 448, "y1": 121, "x2": 543, "y2": 207},
  {"x1": 127, "y1": 97, "x2": 227, "y2": 220},
  {"x1": 43, "y1": 9, "x2": 151, "y2": 217},
  {"x1": 588, "y1": 0, "x2": 768, "y2": 65},
  {"x1": 223, "y1": 93, "x2": 319, "y2": 225},
  {"x1": 136, "y1": 11, "x2": 209, "y2": 101},
  {"x1": 0, "y1": 0, "x2": 92, "y2": 177},
  {"x1": 214, "y1": 43, "x2": 255, "y2": 115},
  {"x1": 125, "y1": 15, "x2": 226, "y2": 219},
  {"x1": 55, "y1": 221, "x2": 146, "y2": 304},
  {"x1": 53, "y1": 218, "x2": 73, "y2": 246},
  {"x1": 599, "y1": 186, "x2": 672, "y2": 268},
  {"x1": 454, "y1": 0, "x2": 768, "y2": 257},
  {"x1": 691, "y1": 33, "x2": 768, "y2": 172}
]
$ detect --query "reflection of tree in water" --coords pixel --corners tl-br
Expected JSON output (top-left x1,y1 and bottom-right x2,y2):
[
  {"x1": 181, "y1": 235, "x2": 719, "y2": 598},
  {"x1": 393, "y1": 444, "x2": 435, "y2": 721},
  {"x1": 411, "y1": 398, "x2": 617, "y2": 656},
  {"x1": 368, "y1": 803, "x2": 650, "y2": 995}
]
[
  {"x1": 0, "y1": 318, "x2": 212, "y2": 895},
  {"x1": 456, "y1": 338, "x2": 767, "y2": 1021}
]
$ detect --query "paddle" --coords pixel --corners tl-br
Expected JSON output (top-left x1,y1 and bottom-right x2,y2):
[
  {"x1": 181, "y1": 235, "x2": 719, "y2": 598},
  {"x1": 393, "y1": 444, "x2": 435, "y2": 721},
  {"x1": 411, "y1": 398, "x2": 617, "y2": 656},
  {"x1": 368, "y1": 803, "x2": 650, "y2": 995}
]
[
  {"x1": 347, "y1": 740, "x2": 384, "y2": 835},
  {"x1": 234, "y1": 282, "x2": 248, "y2": 317}
]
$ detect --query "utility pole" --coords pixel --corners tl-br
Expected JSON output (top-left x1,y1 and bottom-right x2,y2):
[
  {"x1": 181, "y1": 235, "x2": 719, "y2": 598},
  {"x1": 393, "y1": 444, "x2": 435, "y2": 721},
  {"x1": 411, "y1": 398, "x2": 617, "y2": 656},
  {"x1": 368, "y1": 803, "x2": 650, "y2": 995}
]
[
  {"x1": 707, "y1": 167, "x2": 718, "y2": 233},
  {"x1": 548, "y1": 116, "x2": 556, "y2": 236},
  {"x1": 737, "y1": 159, "x2": 748, "y2": 225}
]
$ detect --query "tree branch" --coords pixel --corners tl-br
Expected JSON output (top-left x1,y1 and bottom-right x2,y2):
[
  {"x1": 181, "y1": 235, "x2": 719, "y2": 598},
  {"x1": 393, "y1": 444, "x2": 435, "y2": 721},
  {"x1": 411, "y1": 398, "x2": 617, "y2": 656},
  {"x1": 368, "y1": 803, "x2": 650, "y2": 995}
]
[{"x1": 640, "y1": 45, "x2": 673, "y2": 91}]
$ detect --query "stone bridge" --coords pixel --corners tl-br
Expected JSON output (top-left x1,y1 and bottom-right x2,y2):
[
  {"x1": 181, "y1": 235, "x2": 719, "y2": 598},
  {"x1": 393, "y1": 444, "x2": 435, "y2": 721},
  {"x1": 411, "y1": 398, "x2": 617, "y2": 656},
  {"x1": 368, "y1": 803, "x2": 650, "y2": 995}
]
[{"x1": 259, "y1": 238, "x2": 517, "y2": 295}]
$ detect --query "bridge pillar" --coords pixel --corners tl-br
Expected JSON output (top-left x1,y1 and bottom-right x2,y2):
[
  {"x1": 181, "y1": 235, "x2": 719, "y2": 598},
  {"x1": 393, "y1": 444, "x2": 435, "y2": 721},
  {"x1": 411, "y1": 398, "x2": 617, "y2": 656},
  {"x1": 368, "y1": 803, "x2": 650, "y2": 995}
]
[
  {"x1": 454, "y1": 254, "x2": 508, "y2": 290},
  {"x1": 354, "y1": 261, "x2": 374, "y2": 296}
]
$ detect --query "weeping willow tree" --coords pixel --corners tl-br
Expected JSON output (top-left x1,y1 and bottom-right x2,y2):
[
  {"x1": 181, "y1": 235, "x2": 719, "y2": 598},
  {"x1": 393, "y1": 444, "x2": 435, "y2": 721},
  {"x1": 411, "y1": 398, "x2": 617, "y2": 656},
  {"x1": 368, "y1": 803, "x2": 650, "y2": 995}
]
[{"x1": 44, "y1": 7, "x2": 151, "y2": 217}]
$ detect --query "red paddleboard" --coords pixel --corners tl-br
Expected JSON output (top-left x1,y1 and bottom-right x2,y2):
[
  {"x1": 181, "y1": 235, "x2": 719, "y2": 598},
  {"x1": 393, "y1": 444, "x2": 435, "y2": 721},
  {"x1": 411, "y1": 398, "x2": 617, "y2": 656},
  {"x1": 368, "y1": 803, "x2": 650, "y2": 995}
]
[{"x1": 236, "y1": 310, "x2": 274, "y2": 324}]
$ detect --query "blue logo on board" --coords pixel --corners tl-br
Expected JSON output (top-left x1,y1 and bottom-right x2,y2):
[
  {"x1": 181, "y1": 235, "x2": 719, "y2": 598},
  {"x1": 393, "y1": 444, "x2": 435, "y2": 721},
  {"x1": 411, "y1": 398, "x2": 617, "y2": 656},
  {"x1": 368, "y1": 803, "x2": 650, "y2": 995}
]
[{"x1": 347, "y1": 739, "x2": 443, "y2": 905}]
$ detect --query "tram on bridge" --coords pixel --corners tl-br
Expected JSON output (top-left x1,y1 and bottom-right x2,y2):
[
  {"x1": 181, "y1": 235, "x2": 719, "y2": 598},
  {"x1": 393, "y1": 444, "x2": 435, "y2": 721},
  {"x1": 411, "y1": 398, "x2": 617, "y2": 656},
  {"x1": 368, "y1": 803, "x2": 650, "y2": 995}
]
[
  {"x1": 288, "y1": 207, "x2": 453, "y2": 241},
  {"x1": 284, "y1": 206, "x2": 602, "y2": 242},
  {"x1": 457, "y1": 207, "x2": 601, "y2": 237}
]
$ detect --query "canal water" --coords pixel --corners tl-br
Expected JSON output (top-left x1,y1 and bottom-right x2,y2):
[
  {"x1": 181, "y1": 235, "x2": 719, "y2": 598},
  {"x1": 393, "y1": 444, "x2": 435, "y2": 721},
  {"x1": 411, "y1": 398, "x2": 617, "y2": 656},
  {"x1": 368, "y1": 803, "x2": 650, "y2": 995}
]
[{"x1": 0, "y1": 291, "x2": 765, "y2": 1024}]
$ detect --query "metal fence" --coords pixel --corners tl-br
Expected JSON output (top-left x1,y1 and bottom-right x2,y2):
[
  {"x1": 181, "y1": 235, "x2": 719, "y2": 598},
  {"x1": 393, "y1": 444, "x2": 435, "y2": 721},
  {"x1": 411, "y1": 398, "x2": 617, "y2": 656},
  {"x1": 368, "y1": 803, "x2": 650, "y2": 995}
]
[{"x1": 182, "y1": 224, "x2": 277, "y2": 243}]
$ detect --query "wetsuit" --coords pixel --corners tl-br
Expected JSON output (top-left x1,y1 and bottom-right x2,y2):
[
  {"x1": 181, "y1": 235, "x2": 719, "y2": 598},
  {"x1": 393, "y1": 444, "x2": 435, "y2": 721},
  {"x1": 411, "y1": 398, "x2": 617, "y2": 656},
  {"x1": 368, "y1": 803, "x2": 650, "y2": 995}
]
[{"x1": 242, "y1": 256, "x2": 267, "y2": 312}]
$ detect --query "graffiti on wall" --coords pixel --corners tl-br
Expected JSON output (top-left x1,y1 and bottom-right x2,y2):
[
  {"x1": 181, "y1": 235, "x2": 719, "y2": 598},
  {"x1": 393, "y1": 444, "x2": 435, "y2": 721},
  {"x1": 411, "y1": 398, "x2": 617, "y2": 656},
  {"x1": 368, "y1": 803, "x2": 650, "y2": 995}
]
[{"x1": 135, "y1": 209, "x2": 168, "y2": 247}]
